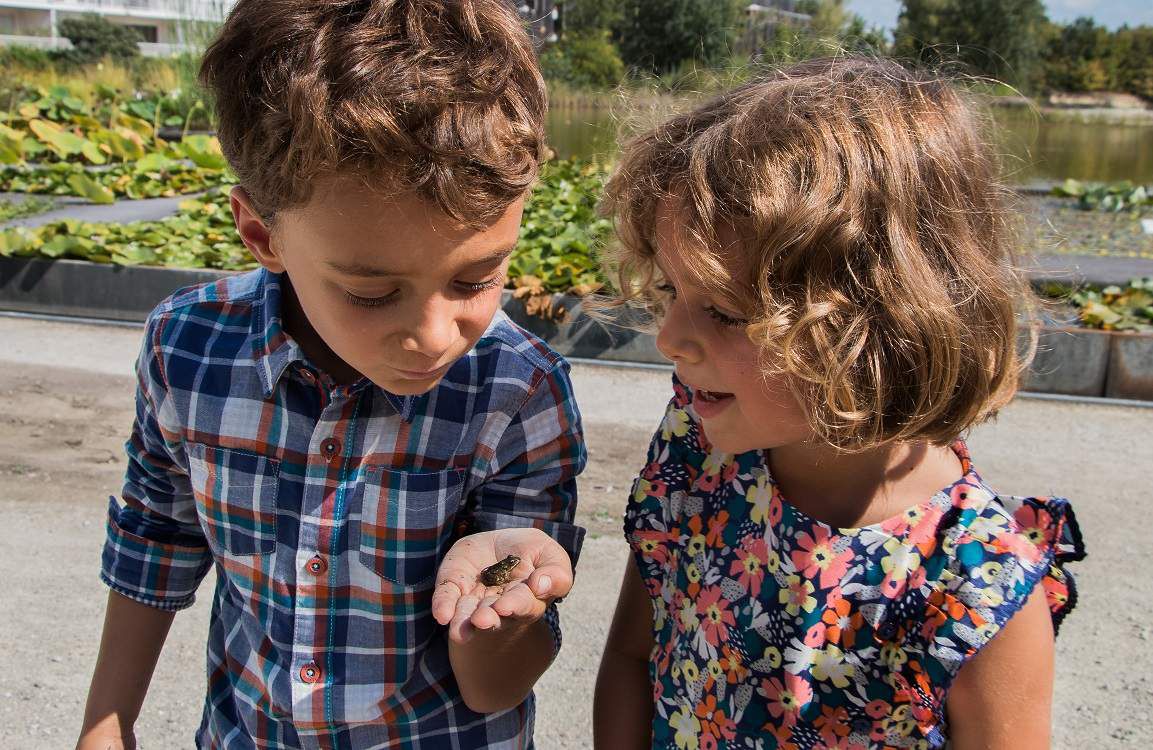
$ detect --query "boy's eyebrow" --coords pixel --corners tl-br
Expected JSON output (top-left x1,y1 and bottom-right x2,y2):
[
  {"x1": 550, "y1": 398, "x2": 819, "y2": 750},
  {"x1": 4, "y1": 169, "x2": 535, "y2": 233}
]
[{"x1": 325, "y1": 247, "x2": 515, "y2": 278}]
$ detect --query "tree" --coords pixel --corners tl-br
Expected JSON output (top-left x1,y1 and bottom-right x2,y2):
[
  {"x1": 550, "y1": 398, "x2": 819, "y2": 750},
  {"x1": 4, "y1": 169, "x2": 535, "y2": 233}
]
[
  {"x1": 558, "y1": 0, "x2": 622, "y2": 36},
  {"x1": 1041, "y1": 17, "x2": 1113, "y2": 92},
  {"x1": 613, "y1": 0, "x2": 743, "y2": 74},
  {"x1": 894, "y1": 0, "x2": 1048, "y2": 87},
  {"x1": 1114, "y1": 25, "x2": 1153, "y2": 100},
  {"x1": 55, "y1": 14, "x2": 142, "y2": 66}
]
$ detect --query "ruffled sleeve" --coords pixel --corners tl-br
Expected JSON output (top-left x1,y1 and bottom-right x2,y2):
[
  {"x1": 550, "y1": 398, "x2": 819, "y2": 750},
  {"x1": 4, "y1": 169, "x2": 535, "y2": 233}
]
[
  {"x1": 1001, "y1": 495, "x2": 1086, "y2": 634},
  {"x1": 921, "y1": 491, "x2": 1086, "y2": 681}
]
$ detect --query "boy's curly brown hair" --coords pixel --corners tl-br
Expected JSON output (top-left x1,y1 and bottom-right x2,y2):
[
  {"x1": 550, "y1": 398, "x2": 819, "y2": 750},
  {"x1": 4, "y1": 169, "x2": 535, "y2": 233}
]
[
  {"x1": 200, "y1": 0, "x2": 547, "y2": 226},
  {"x1": 601, "y1": 57, "x2": 1036, "y2": 451}
]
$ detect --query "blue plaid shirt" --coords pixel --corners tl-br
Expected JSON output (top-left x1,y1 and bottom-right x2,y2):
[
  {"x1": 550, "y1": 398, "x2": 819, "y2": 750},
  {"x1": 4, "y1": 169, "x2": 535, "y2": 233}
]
[{"x1": 101, "y1": 269, "x2": 586, "y2": 749}]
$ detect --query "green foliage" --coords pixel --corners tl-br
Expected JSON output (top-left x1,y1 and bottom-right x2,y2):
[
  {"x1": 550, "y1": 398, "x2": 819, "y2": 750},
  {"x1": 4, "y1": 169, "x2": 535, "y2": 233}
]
[
  {"x1": 0, "y1": 189, "x2": 252, "y2": 269},
  {"x1": 614, "y1": 0, "x2": 743, "y2": 74},
  {"x1": 0, "y1": 160, "x2": 611, "y2": 300},
  {"x1": 1041, "y1": 18, "x2": 1113, "y2": 92},
  {"x1": 1067, "y1": 278, "x2": 1153, "y2": 332},
  {"x1": 513, "y1": 159, "x2": 611, "y2": 295},
  {"x1": 0, "y1": 162, "x2": 236, "y2": 201},
  {"x1": 1051, "y1": 179, "x2": 1153, "y2": 214},
  {"x1": 55, "y1": 15, "x2": 143, "y2": 66},
  {"x1": 558, "y1": 0, "x2": 622, "y2": 35},
  {"x1": 0, "y1": 197, "x2": 54, "y2": 223},
  {"x1": 540, "y1": 32, "x2": 626, "y2": 89}
]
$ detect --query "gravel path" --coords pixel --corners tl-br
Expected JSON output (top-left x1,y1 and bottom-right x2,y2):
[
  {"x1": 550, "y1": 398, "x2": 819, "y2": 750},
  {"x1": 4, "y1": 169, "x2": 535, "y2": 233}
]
[{"x1": 1, "y1": 316, "x2": 1150, "y2": 748}]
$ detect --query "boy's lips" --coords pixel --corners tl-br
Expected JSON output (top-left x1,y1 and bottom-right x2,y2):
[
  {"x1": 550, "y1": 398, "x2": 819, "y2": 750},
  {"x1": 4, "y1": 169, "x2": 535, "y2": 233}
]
[{"x1": 393, "y1": 362, "x2": 450, "y2": 380}]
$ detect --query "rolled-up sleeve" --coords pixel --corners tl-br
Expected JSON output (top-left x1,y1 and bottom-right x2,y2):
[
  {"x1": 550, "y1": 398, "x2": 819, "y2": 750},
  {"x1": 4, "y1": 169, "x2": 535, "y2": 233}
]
[
  {"x1": 101, "y1": 313, "x2": 212, "y2": 610},
  {"x1": 469, "y1": 359, "x2": 587, "y2": 653}
]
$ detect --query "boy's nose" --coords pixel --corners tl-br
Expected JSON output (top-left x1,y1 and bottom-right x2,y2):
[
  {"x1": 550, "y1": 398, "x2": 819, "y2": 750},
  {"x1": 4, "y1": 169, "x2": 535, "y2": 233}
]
[{"x1": 400, "y1": 303, "x2": 459, "y2": 360}]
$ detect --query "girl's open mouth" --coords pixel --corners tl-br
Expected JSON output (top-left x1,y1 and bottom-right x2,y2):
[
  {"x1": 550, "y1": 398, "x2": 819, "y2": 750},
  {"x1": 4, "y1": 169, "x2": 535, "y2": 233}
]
[{"x1": 693, "y1": 388, "x2": 735, "y2": 418}]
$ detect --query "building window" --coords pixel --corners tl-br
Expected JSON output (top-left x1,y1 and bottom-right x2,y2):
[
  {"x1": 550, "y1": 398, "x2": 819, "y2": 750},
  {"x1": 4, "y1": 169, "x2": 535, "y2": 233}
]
[{"x1": 125, "y1": 24, "x2": 159, "y2": 43}]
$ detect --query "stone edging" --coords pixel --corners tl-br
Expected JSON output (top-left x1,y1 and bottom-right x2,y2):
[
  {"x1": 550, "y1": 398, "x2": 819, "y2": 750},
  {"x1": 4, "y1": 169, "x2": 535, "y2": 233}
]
[{"x1": 1, "y1": 257, "x2": 1150, "y2": 401}]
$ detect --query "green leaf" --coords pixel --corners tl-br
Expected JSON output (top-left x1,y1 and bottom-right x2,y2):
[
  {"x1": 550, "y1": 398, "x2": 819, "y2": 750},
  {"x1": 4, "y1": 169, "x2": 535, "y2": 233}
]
[
  {"x1": 178, "y1": 135, "x2": 228, "y2": 170},
  {"x1": 66, "y1": 173, "x2": 116, "y2": 204}
]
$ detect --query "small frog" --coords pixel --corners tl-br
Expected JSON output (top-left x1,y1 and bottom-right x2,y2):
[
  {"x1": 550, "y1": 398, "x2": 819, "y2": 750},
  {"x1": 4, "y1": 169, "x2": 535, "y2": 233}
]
[{"x1": 478, "y1": 554, "x2": 521, "y2": 587}]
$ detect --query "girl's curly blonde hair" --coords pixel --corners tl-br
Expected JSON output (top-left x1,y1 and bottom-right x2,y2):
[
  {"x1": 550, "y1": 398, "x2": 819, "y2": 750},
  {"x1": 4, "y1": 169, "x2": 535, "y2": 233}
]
[{"x1": 601, "y1": 57, "x2": 1035, "y2": 451}]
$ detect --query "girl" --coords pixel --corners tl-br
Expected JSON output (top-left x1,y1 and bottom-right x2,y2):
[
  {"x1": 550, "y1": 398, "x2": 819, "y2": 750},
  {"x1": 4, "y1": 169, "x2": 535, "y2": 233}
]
[{"x1": 593, "y1": 58, "x2": 1084, "y2": 750}]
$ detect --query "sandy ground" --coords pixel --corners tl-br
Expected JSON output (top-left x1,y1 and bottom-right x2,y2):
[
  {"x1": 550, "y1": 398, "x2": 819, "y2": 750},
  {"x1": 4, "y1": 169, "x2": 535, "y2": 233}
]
[{"x1": 1, "y1": 316, "x2": 1151, "y2": 748}]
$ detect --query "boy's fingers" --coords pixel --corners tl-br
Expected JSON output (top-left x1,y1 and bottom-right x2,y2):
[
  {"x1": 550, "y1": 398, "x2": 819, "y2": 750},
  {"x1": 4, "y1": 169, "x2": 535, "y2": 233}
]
[
  {"x1": 431, "y1": 580, "x2": 464, "y2": 625},
  {"x1": 490, "y1": 582, "x2": 547, "y2": 620},
  {"x1": 526, "y1": 563, "x2": 573, "y2": 600},
  {"x1": 468, "y1": 594, "x2": 504, "y2": 631},
  {"x1": 448, "y1": 595, "x2": 480, "y2": 643}
]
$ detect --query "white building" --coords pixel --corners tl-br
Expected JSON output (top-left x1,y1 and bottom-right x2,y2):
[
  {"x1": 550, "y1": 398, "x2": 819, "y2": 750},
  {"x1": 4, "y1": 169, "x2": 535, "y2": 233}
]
[{"x1": 0, "y1": 0, "x2": 235, "y2": 56}]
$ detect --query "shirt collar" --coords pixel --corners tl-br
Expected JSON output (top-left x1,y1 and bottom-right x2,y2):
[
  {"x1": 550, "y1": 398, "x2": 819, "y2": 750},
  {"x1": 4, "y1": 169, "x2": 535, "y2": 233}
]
[
  {"x1": 247, "y1": 270, "x2": 416, "y2": 417},
  {"x1": 249, "y1": 269, "x2": 305, "y2": 398}
]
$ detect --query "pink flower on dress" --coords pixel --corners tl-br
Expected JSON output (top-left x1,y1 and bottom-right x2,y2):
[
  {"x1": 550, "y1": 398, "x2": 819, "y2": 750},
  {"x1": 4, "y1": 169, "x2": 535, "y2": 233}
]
[
  {"x1": 791, "y1": 526, "x2": 853, "y2": 589},
  {"x1": 696, "y1": 585, "x2": 736, "y2": 647},
  {"x1": 730, "y1": 538, "x2": 768, "y2": 596},
  {"x1": 757, "y1": 674, "x2": 813, "y2": 727}
]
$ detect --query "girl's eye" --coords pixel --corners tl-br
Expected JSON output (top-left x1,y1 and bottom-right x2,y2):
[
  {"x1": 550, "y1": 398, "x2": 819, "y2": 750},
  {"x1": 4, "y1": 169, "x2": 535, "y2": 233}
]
[
  {"x1": 456, "y1": 277, "x2": 503, "y2": 294},
  {"x1": 655, "y1": 282, "x2": 677, "y2": 298},
  {"x1": 705, "y1": 306, "x2": 748, "y2": 328},
  {"x1": 345, "y1": 290, "x2": 398, "y2": 308}
]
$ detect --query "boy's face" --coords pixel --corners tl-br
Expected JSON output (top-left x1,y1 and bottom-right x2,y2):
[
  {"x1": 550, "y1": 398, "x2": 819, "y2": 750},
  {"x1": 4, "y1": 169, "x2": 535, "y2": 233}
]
[{"x1": 232, "y1": 179, "x2": 523, "y2": 395}]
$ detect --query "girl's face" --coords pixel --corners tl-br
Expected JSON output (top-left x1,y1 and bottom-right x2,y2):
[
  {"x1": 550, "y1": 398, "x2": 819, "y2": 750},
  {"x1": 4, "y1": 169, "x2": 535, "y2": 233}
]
[{"x1": 651, "y1": 203, "x2": 813, "y2": 455}]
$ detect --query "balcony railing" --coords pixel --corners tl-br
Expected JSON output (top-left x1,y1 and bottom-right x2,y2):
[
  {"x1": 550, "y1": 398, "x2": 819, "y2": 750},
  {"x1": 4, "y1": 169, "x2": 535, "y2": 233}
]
[
  {"x1": 0, "y1": 34, "x2": 196, "y2": 55},
  {"x1": 5, "y1": 0, "x2": 233, "y2": 21}
]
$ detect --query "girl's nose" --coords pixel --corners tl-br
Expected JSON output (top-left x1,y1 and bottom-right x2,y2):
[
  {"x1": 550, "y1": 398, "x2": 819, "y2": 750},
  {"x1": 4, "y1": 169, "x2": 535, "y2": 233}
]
[{"x1": 655, "y1": 303, "x2": 705, "y2": 365}]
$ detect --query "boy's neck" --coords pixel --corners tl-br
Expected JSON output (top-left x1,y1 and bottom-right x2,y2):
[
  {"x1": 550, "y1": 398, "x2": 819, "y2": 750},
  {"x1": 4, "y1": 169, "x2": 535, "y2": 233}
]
[
  {"x1": 281, "y1": 279, "x2": 364, "y2": 386},
  {"x1": 767, "y1": 440, "x2": 964, "y2": 529}
]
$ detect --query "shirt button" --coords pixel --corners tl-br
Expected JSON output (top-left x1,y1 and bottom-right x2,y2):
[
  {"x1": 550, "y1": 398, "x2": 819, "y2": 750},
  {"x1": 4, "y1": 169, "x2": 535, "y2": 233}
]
[
  {"x1": 320, "y1": 437, "x2": 341, "y2": 461},
  {"x1": 300, "y1": 662, "x2": 322, "y2": 683},
  {"x1": 301, "y1": 369, "x2": 315, "y2": 382},
  {"x1": 306, "y1": 556, "x2": 327, "y2": 576}
]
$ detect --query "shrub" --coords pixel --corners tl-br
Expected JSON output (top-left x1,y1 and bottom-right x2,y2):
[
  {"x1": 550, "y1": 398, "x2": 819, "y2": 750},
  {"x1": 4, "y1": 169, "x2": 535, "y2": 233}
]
[
  {"x1": 541, "y1": 32, "x2": 625, "y2": 89},
  {"x1": 54, "y1": 15, "x2": 141, "y2": 66}
]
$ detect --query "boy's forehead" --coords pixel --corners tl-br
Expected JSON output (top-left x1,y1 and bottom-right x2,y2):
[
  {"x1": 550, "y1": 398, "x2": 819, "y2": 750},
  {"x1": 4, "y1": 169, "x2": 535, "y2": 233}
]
[{"x1": 282, "y1": 177, "x2": 524, "y2": 273}]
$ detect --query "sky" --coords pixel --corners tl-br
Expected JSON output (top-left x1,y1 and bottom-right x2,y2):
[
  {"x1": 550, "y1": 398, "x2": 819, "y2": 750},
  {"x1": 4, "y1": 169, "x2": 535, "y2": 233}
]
[{"x1": 844, "y1": 0, "x2": 1153, "y2": 31}]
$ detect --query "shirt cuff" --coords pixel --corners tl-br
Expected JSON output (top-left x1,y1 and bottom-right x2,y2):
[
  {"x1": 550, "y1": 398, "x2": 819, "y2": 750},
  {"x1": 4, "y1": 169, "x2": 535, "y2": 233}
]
[
  {"x1": 101, "y1": 497, "x2": 212, "y2": 611},
  {"x1": 469, "y1": 509, "x2": 586, "y2": 568}
]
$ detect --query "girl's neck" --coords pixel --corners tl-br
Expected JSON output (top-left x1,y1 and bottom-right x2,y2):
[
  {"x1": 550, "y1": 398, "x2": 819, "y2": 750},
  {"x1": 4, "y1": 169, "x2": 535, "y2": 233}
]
[{"x1": 767, "y1": 440, "x2": 964, "y2": 529}]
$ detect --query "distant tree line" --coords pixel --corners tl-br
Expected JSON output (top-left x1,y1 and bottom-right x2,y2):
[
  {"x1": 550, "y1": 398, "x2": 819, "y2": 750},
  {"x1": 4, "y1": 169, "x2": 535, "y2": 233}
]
[{"x1": 542, "y1": 0, "x2": 1153, "y2": 100}]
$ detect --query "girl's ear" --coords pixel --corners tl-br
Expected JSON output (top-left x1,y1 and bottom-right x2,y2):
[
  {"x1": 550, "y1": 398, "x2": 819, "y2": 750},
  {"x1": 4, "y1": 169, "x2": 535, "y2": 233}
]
[{"x1": 229, "y1": 187, "x2": 284, "y2": 273}]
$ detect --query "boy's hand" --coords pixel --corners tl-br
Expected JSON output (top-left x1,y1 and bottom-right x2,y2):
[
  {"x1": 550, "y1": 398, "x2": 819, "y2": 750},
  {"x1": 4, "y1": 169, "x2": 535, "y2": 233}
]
[{"x1": 431, "y1": 528, "x2": 572, "y2": 644}]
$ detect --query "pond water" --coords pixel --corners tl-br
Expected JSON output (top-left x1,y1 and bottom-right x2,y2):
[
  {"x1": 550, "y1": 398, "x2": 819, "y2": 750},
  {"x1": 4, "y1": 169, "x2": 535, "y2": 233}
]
[{"x1": 547, "y1": 105, "x2": 1153, "y2": 186}]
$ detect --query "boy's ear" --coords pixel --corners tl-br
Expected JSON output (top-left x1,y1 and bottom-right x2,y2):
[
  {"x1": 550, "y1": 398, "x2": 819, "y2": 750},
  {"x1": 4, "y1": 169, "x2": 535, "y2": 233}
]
[{"x1": 229, "y1": 186, "x2": 285, "y2": 273}]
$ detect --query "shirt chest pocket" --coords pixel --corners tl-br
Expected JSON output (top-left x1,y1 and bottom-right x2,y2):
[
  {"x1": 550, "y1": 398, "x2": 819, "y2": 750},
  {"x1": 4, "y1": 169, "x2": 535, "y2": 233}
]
[
  {"x1": 187, "y1": 444, "x2": 280, "y2": 556},
  {"x1": 357, "y1": 467, "x2": 467, "y2": 586}
]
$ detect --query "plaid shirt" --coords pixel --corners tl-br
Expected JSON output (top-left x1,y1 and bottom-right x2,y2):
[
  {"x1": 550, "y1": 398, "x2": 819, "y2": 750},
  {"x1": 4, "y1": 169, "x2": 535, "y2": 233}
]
[{"x1": 101, "y1": 269, "x2": 586, "y2": 749}]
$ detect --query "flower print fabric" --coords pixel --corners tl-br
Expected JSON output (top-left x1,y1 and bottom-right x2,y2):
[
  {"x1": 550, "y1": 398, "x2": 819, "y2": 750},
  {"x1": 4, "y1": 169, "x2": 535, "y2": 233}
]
[{"x1": 624, "y1": 378, "x2": 1085, "y2": 750}]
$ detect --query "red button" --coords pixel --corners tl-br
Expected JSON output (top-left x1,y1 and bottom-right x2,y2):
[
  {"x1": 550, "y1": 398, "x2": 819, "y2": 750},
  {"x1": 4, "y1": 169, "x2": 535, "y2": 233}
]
[
  {"x1": 320, "y1": 437, "x2": 341, "y2": 461},
  {"x1": 300, "y1": 662, "x2": 321, "y2": 683},
  {"x1": 306, "y1": 556, "x2": 327, "y2": 576}
]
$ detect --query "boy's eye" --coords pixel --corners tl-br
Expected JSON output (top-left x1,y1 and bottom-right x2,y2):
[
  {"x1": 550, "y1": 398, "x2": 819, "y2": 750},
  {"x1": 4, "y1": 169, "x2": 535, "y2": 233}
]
[
  {"x1": 456, "y1": 277, "x2": 503, "y2": 294},
  {"x1": 345, "y1": 290, "x2": 398, "y2": 308},
  {"x1": 706, "y1": 306, "x2": 748, "y2": 328}
]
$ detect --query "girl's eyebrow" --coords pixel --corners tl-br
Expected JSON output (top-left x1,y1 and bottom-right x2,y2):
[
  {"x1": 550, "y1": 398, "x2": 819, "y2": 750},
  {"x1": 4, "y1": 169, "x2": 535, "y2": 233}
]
[{"x1": 325, "y1": 247, "x2": 514, "y2": 278}]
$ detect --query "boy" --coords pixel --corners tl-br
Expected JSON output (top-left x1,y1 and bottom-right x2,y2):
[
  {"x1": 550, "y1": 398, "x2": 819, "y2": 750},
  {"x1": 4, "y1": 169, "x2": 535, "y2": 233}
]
[{"x1": 76, "y1": 1, "x2": 585, "y2": 747}]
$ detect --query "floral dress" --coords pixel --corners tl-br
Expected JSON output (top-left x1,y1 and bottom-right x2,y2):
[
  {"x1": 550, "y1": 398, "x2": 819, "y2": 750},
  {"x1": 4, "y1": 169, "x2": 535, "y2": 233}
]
[{"x1": 624, "y1": 379, "x2": 1084, "y2": 750}]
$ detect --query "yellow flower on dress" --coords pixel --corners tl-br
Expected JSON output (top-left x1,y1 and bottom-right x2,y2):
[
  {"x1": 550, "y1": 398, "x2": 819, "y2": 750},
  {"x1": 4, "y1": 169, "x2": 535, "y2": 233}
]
[
  {"x1": 811, "y1": 645, "x2": 855, "y2": 688},
  {"x1": 746, "y1": 473, "x2": 773, "y2": 525},
  {"x1": 669, "y1": 706, "x2": 701, "y2": 750},
  {"x1": 779, "y1": 575, "x2": 817, "y2": 615},
  {"x1": 662, "y1": 408, "x2": 691, "y2": 441},
  {"x1": 702, "y1": 449, "x2": 733, "y2": 476}
]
